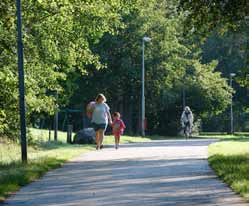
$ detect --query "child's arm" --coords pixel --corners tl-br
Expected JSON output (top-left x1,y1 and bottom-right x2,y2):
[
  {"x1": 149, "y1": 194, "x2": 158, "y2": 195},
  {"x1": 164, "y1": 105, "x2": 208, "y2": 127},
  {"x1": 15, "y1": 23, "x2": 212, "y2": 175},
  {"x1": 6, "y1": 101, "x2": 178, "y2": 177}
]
[{"x1": 121, "y1": 120, "x2": 126, "y2": 129}]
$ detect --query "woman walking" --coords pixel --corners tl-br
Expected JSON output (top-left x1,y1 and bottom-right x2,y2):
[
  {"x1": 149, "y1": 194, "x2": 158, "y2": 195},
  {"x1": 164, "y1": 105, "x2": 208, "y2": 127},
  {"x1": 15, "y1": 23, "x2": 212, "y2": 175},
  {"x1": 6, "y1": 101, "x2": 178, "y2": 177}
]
[{"x1": 91, "y1": 94, "x2": 112, "y2": 150}]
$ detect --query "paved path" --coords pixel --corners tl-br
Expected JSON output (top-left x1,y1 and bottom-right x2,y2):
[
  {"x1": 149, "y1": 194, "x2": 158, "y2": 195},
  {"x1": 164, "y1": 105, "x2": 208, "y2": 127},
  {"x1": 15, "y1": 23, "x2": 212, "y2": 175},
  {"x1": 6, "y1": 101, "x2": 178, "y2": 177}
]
[{"x1": 4, "y1": 139, "x2": 248, "y2": 206}]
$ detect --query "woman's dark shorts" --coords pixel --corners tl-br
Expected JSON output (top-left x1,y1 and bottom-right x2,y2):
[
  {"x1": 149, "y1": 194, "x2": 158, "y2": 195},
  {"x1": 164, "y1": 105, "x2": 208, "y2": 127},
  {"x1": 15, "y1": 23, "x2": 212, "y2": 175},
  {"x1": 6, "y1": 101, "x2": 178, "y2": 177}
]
[{"x1": 91, "y1": 123, "x2": 107, "y2": 132}]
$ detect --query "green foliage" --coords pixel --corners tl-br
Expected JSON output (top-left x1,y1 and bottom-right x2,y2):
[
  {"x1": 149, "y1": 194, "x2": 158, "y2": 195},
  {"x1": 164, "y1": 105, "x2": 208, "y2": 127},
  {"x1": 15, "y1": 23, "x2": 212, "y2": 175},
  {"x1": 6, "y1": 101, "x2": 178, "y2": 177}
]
[
  {"x1": 69, "y1": 0, "x2": 231, "y2": 135},
  {"x1": 200, "y1": 27, "x2": 249, "y2": 131},
  {"x1": 179, "y1": 1, "x2": 249, "y2": 90},
  {"x1": 179, "y1": 0, "x2": 249, "y2": 32},
  {"x1": 1, "y1": 0, "x2": 235, "y2": 136},
  {"x1": 0, "y1": 0, "x2": 137, "y2": 139}
]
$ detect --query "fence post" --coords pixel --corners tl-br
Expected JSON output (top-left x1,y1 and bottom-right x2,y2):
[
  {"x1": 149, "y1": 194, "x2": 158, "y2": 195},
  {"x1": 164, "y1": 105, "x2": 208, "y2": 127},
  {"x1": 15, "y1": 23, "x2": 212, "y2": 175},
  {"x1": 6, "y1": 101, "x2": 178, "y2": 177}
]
[{"x1": 67, "y1": 124, "x2": 73, "y2": 144}]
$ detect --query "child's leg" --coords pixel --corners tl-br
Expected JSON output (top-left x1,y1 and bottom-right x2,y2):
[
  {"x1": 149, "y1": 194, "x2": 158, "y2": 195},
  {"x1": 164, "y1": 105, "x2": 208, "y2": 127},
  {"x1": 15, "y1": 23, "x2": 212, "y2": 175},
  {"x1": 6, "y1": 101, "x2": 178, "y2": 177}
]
[
  {"x1": 114, "y1": 135, "x2": 118, "y2": 147},
  {"x1": 115, "y1": 135, "x2": 120, "y2": 149},
  {"x1": 117, "y1": 135, "x2": 120, "y2": 145}
]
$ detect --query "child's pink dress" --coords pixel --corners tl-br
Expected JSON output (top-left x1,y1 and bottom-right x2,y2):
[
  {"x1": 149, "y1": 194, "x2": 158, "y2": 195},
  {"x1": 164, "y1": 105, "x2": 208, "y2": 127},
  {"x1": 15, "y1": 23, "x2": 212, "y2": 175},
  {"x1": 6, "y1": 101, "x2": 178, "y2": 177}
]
[{"x1": 112, "y1": 119, "x2": 126, "y2": 136}]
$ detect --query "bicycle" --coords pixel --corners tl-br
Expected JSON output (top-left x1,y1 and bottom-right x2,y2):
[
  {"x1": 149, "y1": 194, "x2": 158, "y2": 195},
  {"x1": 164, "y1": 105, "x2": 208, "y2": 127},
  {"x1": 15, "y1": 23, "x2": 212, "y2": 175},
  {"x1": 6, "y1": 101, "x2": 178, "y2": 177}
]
[{"x1": 183, "y1": 122, "x2": 192, "y2": 139}]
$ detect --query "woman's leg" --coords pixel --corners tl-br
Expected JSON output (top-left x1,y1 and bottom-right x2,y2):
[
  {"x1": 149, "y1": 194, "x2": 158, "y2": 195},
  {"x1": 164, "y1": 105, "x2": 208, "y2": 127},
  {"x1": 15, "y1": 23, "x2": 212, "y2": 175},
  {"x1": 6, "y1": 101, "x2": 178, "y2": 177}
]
[
  {"x1": 95, "y1": 130, "x2": 100, "y2": 149},
  {"x1": 99, "y1": 129, "x2": 105, "y2": 148}
]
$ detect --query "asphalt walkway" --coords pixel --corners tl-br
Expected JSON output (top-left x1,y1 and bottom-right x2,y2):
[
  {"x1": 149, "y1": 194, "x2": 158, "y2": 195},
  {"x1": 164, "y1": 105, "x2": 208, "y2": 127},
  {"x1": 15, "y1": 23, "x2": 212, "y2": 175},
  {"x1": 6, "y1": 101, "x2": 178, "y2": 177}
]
[{"x1": 4, "y1": 139, "x2": 248, "y2": 206}]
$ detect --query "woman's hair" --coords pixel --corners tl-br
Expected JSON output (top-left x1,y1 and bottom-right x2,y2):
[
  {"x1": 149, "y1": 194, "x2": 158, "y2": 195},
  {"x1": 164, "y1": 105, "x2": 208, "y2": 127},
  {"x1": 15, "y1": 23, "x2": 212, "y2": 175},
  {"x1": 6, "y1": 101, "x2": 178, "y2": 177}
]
[
  {"x1": 95, "y1": 93, "x2": 106, "y2": 103},
  {"x1": 113, "y1": 112, "x2": 120, "y2": 118}
]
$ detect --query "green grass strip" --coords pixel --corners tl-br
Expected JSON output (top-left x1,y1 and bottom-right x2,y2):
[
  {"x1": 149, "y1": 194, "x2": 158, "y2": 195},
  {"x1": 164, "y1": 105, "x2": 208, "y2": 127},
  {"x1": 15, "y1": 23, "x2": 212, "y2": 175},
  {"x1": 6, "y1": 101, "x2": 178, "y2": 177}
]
[
  {"x1": 0, "y1": 158, "x2": 64, "y2": 200},
  {"x1": 0, "y1": 143, "x2": 95, "y2": 202},
  {"x1": 208, "y1": 138, "x2": 249, "y2": 200}
]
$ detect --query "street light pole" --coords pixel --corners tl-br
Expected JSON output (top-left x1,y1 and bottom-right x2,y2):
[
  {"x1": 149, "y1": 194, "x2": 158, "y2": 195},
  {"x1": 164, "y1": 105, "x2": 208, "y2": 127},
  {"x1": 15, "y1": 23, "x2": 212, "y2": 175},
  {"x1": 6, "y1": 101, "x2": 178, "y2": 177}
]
[
  {"x1": 230, "y1": 73, "x2": 236, "y2": 134},
  {"x1": 16, "y1": 0, "x2": 27, "y2": 162},
  {"x1": 141, "y1": 36, "x2": 151, "y2": 137},
  {"x1": 54, "y1": 90, "x2": 58, "y2": 141},
  {"x1": 142, "y1": 39, "x2": 145, "y2": 137},
  {"x1": 182, "y1": 78, "x2": 186, "y2": 110}
]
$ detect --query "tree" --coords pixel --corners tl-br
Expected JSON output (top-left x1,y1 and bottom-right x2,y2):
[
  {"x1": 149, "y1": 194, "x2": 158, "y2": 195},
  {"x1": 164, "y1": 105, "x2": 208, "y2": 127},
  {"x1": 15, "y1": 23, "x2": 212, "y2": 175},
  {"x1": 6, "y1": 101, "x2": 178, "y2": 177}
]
[
  {"x1": 179, "y1": 0, "x2": 249, "y2": 89},
  {"x1": 0, "y1": 0, "x2": 137, "y2": 139},
  {"x1": 69, "y1": 0, "x2": 232, "y2": 135},
  {"x1": 179, "y1": 0, "x2": 249, "y2": 32}
]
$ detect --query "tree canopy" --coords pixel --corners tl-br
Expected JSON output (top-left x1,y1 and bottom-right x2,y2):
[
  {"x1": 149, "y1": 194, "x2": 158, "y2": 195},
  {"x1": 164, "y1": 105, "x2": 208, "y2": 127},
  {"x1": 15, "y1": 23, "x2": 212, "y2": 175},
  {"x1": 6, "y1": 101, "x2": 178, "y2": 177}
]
[{"x1": 1, "y1": 0, "x2": 245, "y2": 137}]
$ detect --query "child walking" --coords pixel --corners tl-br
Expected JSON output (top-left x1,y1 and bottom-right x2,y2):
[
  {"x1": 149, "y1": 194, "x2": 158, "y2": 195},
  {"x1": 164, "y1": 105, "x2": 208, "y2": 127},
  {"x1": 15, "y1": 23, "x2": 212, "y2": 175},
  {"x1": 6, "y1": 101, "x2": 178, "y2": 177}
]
[{"x1": 112, "y1": 112, "x2": 126, "y2": 149}]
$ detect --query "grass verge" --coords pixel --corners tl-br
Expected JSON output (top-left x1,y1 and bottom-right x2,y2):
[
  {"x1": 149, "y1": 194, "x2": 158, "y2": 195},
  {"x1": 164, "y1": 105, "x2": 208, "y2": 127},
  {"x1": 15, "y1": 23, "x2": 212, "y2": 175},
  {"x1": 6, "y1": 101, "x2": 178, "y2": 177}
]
[
  {"x1": 208, "y1": 137, "x2": 249, "y2": 200},
  {"x1": 198, "y1": 132, "x2": 249, "y2": 139},
  {"x1": 0, "y1": 142, "x2": 94, "y2": 201},
  {"x1": 0, "y1": 133, "x2": 95, "y2": 201}
]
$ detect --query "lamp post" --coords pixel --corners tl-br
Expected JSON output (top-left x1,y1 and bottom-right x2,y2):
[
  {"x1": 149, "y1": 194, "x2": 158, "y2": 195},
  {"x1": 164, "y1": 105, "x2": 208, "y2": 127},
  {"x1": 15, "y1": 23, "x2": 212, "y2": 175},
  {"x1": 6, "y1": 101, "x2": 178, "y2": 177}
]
[
  {"x1": 230, "y1": 73, "x2": 236, "y2": 134},
  {"x1": 16, "y1": 0, "x2": 27, "y2": 162},
  {"x1": 141, "y1": 36, "x2": 151, "y2": 137},
  {"x1": 182, "y1": 76, "x2": 186, "y2": 110},
  {"x1": 54, "y1": 90, "x2": 58, "y2": 141}
]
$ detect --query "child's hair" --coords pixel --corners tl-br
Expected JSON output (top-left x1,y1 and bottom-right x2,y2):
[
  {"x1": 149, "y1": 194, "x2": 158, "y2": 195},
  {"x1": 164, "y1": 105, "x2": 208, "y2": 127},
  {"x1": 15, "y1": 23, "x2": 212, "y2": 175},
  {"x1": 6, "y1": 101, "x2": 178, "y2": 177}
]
[
  {"x1": 95, "y1": 93, "x2": 106, "y2": 102},
  {"x1": 113, "y1": 112, "x2": 121, "y2": 118}
]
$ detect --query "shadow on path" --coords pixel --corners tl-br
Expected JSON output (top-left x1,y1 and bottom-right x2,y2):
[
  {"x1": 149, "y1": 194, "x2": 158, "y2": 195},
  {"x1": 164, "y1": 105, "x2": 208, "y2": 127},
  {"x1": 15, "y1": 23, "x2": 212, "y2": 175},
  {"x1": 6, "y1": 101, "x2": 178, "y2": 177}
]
[{"x1": 4, "y1": 139, "x2": 247, "y2": 206}]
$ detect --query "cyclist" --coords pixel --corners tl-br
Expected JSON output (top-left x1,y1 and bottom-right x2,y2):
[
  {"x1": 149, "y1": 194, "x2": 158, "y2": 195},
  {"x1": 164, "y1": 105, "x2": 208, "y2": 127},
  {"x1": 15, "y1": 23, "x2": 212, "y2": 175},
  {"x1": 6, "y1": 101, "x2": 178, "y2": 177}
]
[{"x1": 181, "y1": 106, "x2": 194, "y2": 138}]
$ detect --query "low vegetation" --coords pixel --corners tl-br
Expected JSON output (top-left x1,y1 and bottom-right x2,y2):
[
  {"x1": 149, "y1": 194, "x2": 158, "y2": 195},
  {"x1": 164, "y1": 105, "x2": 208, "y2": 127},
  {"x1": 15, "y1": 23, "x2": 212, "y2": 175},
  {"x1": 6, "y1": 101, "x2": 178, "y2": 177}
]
[
  {"x1": 198, "y1": 132, "x2": 249, "y2": 139},
  {"x1": 208, "y1": 137, "x2": 249, "y2": 200},
  {"x1": 0, "y1": 139, "x2": 93, "y2": 201}
]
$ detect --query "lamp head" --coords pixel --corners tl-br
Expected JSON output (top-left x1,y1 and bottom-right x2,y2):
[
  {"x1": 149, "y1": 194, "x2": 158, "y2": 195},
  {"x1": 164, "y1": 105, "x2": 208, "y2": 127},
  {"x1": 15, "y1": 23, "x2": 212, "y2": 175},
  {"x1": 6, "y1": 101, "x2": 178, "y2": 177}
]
[
  {"x1": 230, "y1": 73, "x2": 236, "y2": 77},
  {"x1": 143, "y1": 36, "x2": 151, "y2": 42}
]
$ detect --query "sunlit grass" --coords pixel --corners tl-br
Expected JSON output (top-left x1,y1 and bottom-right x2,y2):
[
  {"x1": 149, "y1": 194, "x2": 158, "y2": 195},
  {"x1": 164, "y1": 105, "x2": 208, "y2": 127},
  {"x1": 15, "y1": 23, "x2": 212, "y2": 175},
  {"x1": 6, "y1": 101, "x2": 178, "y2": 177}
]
[
  {"x1": 0, "y1": 142, "x2": 94, "y2": 201},
  {"x1": 0, "y1": 139, "x2": 22, "y2": 164},
  {"x1": 198, "y1": 132, "x2": 249, "y2": 139},
  {"x1": 0, "y1": 130, "x2": 94, "y2": 201},
  {"x1": 208, "y1": 138, "x2": 249, "y2": 200},
  {"x1": 29, "y1": 128, "x2": 75, "y2": 143}
]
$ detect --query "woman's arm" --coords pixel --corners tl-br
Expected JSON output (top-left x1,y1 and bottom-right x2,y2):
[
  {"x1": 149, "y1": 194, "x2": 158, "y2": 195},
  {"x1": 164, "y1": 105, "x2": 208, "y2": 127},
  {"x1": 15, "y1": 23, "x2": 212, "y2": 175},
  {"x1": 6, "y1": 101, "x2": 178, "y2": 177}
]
[
  {"x1": 107, "y1": 110, "x2": 112, "y2": 125},
  {"x1": 104, "y1": 103, "x2": 112, "y2": 125}
]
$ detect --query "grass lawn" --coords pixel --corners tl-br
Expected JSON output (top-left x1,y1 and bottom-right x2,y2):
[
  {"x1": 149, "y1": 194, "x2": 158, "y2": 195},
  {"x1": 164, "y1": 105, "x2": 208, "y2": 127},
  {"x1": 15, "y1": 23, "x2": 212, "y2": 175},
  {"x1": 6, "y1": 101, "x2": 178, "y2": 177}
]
[
  {"x1": 208, "y1": 137, "x2": 249, "y2": 200},
  {"x1": 29, "y1": 128, "x2": 72, "y2": 143},
  {"x1": 198, "y1": 132, "x2": 249, "y2": 139},
  {"x1": 0, "y1": 128, "x2": 93, "y2": 201},
  {"x1": 0, "y1": 139, "x2": 94, "y2": 202}
]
